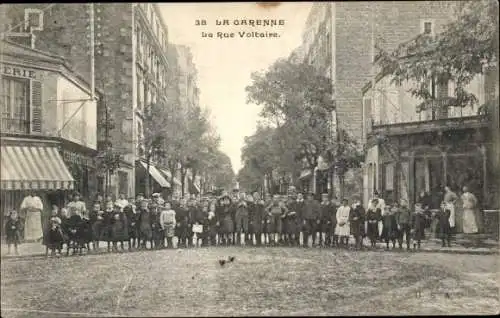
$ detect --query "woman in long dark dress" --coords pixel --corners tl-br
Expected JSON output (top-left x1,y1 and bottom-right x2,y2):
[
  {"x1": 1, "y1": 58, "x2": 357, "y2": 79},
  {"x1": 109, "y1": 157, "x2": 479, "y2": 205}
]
[{"x1": 366, "y1": 199, "x2": 381, "y2": 248}]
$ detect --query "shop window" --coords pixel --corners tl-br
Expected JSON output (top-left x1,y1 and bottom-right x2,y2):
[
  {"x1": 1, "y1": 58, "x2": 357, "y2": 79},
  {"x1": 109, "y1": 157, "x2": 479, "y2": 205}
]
[{"x1": 1, "y1": 77, "x2": 30, "y2": 134}]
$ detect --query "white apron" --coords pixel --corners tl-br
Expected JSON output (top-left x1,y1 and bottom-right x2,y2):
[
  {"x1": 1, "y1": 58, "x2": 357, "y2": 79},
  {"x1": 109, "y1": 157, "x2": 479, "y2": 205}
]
[
  {"x1": 24, "y1": 209, "x2": 43, "y2": 241},
  {"x1": 335, "y1": 206, "x2": 351, "y2": 237},
  {"x1": 445, "y1": 202, "x2": 456, "y2": 228}
]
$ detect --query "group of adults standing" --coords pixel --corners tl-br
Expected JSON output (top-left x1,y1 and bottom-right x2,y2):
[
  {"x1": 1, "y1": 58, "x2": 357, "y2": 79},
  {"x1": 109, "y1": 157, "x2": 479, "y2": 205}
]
[{"x1": 415, "y1": 185, "x2": 482, "y2": 235}]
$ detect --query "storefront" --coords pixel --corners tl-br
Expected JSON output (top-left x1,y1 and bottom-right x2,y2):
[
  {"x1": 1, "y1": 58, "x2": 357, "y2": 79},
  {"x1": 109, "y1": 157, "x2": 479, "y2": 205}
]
[
  {"x1": 1, "y1": 40, "x2": 98, "y2": 230},
  {"x1": 135, "y1": 160, "x2": 171, "y2": 197}
]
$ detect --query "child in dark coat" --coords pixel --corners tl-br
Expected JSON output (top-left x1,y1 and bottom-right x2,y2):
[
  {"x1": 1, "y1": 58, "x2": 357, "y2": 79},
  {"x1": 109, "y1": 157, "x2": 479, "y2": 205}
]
[
  {"x1": 5, "y1": 210, "x2": 22, "y2": 255},
  {"x1": 90, "y1": 202, "x2": 105, "y2": 251},
  {"x1": 45, "y1": 206, "x2": 64, "y2": 256},
  {"x1": 381, "y1": 205, "x2": 398, "y2": 249},
  {"x1": 395, "y1": 199, "x2": 412, "y2": 250},
  {"x1": 412, "y1": 203, "x2": 427, "y2": 249},
  {"x1": 437, "y1": 202, "x2": 452, "y2": 247},
  {"x1": 350, "y1": 200, "x2": 365, "y2": 249},
  {"x1": 111, "y1": 202, "x2": 129, "y2": 252},
  {"x1": 124, "y1": 203, "x2": 138, "y2": 250},
  {"x1": 138, "y1": 199, "x2": 153, "y2": 249}
]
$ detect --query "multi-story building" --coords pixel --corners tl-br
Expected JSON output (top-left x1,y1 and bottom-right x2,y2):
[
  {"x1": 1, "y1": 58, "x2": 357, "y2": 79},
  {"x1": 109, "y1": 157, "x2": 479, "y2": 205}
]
[
  {"x1": 294, "y1": 1, "x2": 459, "y2": 198},
  {"x1": 0, "y1": 39, "x2": 99, "y2": 221},
  {"x1": 362, "y1": 42, "x2": 498, "y2": 232},
  {"x1": 172, "y1": 44, "x2": 201, "y2": 197},
  {"x1": 3, "y1": 3, "x2": 173, "y2": 198}
]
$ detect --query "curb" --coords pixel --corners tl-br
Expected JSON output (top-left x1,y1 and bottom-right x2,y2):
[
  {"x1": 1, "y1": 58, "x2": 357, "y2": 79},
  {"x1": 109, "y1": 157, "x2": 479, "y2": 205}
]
[{"x1": 1, "y1": 245, "x2": 498, "y2": 261}]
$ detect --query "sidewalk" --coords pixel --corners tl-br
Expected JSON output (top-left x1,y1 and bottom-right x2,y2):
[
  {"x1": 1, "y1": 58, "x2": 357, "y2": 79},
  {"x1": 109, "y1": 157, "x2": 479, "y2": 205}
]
[{"x1": 1, "y1": 238, "x2": 498, "y2": 260}]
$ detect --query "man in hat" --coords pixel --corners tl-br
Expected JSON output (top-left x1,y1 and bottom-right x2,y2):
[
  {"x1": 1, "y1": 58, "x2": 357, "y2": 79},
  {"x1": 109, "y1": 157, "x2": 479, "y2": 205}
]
[
  {"x1": 292, "y1": 193, "x2": 306, "y2": 246},
  {"x1": 320, "y1": 193, "x2": 335, "y2": 247},
  {"x1": 149, "y1": 193, "x2": 163, "y2": 249},
  {"x1": 302, "y1": 193, "x2": 321, "y2": 247}
]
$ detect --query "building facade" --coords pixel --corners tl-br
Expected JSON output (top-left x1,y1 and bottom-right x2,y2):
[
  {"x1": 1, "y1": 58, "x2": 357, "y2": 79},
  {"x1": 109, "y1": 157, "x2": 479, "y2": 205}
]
[
  {"x1": 294, "y1": 1, "x2": 459, "y2": 198},
  {"x1": 362, "y1": 57, "x2": 498, "y2": 231},
  {"x1": 1, "y1": 39, "x2": 99, "y2": 222},
  {"x1": 3, "y1": 3, "x2": 174, "y2": 199}
]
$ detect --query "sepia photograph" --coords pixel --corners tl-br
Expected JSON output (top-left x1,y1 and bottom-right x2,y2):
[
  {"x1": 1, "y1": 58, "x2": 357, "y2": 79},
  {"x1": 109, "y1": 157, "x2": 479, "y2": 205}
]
[{"x1": 0, "y1": 1, "x2": 499, "y2": 316}]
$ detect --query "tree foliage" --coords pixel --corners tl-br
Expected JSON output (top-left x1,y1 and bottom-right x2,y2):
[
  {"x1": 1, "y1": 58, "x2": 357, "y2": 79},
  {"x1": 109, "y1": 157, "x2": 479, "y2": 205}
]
[
  {"x1": 375, "y1": 0, "x2": 498, "y2": 112},
  {"x1": 242, "y1": 59, "x2": 363, "y2": 194}
]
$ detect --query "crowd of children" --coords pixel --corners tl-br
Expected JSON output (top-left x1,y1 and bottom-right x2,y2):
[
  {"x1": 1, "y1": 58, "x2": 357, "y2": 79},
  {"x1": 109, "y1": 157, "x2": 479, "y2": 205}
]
[{"x1": 3, "y1": 189, "x2": 457, "y2": 256}]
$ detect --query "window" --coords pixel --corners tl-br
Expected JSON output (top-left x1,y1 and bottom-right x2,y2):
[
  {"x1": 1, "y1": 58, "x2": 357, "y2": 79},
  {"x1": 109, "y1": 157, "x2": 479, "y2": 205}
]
[
  {"x1": 24, "y1": 8, "x2": 44, "y2": 31},
  {"x1": 1, "y1": 77, "x2": 30, "y2": 134},
  {"x1": 421, "y1": 19, "x2": 434, "y2": 35},
  {"x1": 137, "y1": 76, "x2": 142, "y2": 110},
  {"x1": 118, "y1": 171, "x2": 128, "y2": 197}
]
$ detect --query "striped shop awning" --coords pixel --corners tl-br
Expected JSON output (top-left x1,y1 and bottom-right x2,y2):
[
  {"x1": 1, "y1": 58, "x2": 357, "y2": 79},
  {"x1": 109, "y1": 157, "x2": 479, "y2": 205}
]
[
  {"x1": 1, "y1": 145, "x2": 75, "y2": 190},
  {"x1": 139, "y1": 161, "x2": 171, "y2": 188}
]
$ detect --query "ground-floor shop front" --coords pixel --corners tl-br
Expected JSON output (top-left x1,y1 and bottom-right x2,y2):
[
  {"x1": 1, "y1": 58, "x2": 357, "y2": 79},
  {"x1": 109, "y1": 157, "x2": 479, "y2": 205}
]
[
  {"x1": 0, "y1": 137, "x2": 77, "y2": 239},
  {"x1": 364, "y1": 116, "x2": 497, "y2": 234}
]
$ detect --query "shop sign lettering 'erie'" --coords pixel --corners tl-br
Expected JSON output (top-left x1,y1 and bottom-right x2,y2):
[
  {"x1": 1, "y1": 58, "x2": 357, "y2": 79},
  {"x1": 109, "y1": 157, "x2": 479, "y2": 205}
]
[{"x1": 2, "y1": 66, "x2": 37, "y2": 79}]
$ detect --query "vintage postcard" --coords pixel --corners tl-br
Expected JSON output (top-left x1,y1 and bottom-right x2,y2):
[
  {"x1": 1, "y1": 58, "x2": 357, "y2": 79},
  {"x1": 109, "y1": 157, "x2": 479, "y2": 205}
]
[{"x1": 0, "y1": 1, "x2": 499, "y2": 317}]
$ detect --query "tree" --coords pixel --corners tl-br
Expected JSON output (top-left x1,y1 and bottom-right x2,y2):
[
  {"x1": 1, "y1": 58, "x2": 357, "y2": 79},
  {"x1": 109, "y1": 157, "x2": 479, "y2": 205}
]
[
  {"x1": 246, "y1": 59, "x2": 334, "y2": 172},
  {"x1": 95, "y1": 97, "x2": 123, "y2": 198},
  {"x1": 245, "y1": 59, "x2": 362, "y2": 196},
  {"x1": 375, "y1": 0, "x2": 498, "y2": 114},
  {"x1": 140, "y1": 101, "x2": 170, "y2": 197}
]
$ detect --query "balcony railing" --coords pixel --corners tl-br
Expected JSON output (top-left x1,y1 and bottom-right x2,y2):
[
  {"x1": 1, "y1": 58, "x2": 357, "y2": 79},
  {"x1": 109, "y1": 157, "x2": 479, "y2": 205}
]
[{"x1": 1, "y1": 117, "x2": 30, "y2": 134}]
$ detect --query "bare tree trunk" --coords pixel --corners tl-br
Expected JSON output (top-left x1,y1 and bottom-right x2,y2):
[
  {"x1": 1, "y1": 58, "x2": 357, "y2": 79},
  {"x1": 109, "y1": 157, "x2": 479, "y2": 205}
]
[{"x1": 145, "y1": 155, "x2": 151, "y2": 198}]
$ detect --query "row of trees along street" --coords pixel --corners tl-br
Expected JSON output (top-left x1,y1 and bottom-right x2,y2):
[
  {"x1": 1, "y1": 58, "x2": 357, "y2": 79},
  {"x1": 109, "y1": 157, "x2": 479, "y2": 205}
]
[
  {"x1": 238, "y1": 59, "x2": 364, "y2": 197},
  {"x1": 95, "y1": 92, "x2": 235, "y2": 199},
  {"x1": 140, "y1": 101, "x2": 235, "y2": 197},
  {"x1": 237, "y1": 0, "x2": 499, "y2": 199}
]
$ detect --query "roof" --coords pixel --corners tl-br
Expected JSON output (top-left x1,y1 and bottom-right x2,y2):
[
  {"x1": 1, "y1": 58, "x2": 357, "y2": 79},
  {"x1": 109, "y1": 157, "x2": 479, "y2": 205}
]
[
  {"x1": 1, "y1": 39, "x2": 67, "y2": 65},
  {"x1": 1, "y1": 39, "x2": 104, "y2": 98}
]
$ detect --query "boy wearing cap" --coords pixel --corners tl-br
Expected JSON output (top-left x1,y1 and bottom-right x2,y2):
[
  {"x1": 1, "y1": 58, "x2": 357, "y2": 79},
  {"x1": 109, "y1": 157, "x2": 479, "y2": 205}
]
[
  {"x1": 160, "y1": 202, "x2": 176, "y2": 248},
  {"x1": 319, "y1": 193, "x2": 334, "y2": 247}
]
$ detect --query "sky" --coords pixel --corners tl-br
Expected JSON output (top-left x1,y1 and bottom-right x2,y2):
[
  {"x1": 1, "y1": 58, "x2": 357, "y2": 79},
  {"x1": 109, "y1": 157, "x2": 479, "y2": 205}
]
[{"x1": 159, "y1": 2, "x2": 312, "y2": 173}]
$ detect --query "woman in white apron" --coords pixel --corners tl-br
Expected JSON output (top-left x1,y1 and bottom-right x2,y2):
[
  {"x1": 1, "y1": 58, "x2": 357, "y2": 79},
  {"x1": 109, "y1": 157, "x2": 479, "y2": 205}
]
[
  {"x1": 461, "y1": 186, "x2": 478, "y2": 234},
  {"x1": 20, "y1": 192, "x2": 44, "y2": 241}
]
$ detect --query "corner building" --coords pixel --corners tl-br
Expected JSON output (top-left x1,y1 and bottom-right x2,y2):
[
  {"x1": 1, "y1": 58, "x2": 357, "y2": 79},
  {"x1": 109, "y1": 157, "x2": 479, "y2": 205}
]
[{"x1": 3, "y1": 3, "x2": 174, "y2": 198}]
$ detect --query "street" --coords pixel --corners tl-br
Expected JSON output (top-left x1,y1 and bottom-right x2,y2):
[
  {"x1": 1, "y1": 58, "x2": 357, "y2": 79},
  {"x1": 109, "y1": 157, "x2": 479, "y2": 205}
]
[{"x1": 1, "y1": 248, "x2": 498, "y2": 317}]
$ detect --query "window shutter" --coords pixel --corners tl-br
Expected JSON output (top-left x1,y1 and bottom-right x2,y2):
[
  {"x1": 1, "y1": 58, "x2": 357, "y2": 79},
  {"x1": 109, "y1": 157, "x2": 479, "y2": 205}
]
[{"x1": 31, "y1": 80, "x2": 42, "y2": 133}]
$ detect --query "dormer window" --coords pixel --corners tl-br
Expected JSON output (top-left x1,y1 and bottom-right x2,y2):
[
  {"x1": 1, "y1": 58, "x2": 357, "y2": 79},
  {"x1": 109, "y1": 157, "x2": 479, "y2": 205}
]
[
  {"x1": 24, "y1": 9, "x2": 44, "y2": 32},
  {"x1": 420, "y1": 19, "x2": 434, "y2": 36}
]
